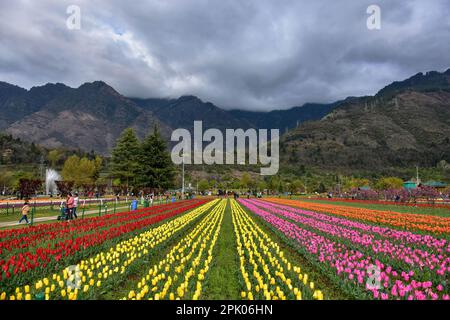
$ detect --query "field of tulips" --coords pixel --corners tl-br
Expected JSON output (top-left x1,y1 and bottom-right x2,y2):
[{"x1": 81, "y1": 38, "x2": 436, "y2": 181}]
[
  {"x1": 312, "y1": 198, "x2": 450, "y2": 209},
  {"x1": 0, "y1": 196, "x2": 448, "y2": 300},
  {"x1": 125, "y1": 199, "x2": 226, "y2": 300},
  {"x1": 0, "y1": 199, "x2": 211, "y2": 295},
  {"x1": 267, "y1": 198, "x2": 450, "y2": 234},
  {"x1": 0, "y1": 199, "x2": 219, "y2": 300},
  {"x1": 230, "y1": 200, "x2": 323, "y2": 300},
  {"x1": 238, "y1": 198, "x2": 450, "y2": 300}
]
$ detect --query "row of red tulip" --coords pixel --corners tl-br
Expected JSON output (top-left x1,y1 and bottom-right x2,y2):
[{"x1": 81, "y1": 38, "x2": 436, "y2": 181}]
[{"x1": 0, "y1": 200, "x2": 207, "y2": 291}]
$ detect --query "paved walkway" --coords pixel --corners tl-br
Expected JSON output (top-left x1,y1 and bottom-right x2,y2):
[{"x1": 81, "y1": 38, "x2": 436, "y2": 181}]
[{"x1": 0, "y1": 205, "x2": 130, "y2": 229}]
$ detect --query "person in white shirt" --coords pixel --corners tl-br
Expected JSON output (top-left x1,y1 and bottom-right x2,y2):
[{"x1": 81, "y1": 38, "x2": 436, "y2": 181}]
[{"x1": 73, "y1": 193, "x2": 79, "y2": 219}]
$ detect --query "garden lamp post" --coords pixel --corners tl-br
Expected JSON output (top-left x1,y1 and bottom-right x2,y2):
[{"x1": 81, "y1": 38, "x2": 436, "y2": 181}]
[{"x1": 181, "y1": 152, "x2": 185, "y2": 200}]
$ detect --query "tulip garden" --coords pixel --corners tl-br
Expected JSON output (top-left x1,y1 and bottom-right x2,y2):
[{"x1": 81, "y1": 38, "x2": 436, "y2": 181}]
[{"x1": 0, "y1": 196, "x2": 448, "y2": 300}]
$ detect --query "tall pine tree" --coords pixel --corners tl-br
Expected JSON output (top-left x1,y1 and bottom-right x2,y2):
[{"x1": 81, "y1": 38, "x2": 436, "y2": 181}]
[
  {"x1": 110, "y1": 128, "x2": 140, "y2": 188},
  {"x1": 136, "y1": 126, "x2": 175, "y2": 190}
]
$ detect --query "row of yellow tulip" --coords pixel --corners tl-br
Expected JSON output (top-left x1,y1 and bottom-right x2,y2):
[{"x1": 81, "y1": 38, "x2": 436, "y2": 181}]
[
  {"x1": 125, "y1": 199, "x2": 227, "y2": 300},
  {"x1": 230, "y1": 199, "x2": 324, "y2": 300},
  {"x1": 1, "y1": 200, "x2": 219, "y2": 301}
]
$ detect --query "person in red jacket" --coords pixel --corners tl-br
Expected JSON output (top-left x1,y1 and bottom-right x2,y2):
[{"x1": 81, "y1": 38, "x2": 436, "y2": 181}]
[{"x1": 66, "y1": 193, "x2": 74, "y2": 220}]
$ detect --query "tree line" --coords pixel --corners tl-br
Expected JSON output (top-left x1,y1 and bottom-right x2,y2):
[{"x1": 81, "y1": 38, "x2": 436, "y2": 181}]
[{"x1": 0, "y1": 127, "x2": 175, "y2": 197}]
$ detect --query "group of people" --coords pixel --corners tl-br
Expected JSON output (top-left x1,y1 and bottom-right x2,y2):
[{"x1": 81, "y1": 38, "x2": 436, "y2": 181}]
[
  {"x1": 19, "y1": 192, "x2": 80, "y2": 225},
  {"x1": 140, "y1": 193, "x2": 173, "y2": 205}
]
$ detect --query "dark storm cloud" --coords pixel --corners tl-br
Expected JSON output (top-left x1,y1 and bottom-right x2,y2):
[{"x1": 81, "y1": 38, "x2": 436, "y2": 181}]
[{"x1": 0, "y1": 0, "x2": 449, "y2": 110}]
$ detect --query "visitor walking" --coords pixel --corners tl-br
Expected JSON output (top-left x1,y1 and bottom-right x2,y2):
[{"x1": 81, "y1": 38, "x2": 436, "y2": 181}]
[
  {"x1": 19, "y1": 200, "x2": 30, "y2": 224},
  {"x1": 72, "y1": 193, "x2": 79, "y2": 219},
  {"x1": 66, "y1": 193, "x2": 74, "y2": 220}
]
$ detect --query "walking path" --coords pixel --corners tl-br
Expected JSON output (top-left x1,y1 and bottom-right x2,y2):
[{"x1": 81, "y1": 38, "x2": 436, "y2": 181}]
[{"x1": 0, "y1": 205, "x2": 130, "y2": 229}]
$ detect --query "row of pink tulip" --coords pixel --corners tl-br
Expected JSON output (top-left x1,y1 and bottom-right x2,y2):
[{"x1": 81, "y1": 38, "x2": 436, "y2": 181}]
[
  {"x1": 245, "y1": 199, "x2": 449, "y2": 278},
  {"x1": 267, "y1": 200, "x2": 447, "y2": 249},
  {"x1": 239, "y1": 199, "x2": 449, "y2": 300}
]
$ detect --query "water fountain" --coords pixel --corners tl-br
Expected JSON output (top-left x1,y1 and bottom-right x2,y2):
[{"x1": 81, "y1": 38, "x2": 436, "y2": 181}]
[{"x1": 45, "y1": 168, "x2": 61, "y2": 196}]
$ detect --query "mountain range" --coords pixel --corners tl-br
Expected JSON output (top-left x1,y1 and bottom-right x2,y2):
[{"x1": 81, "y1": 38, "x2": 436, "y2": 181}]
[
  {"x1": 0, "y1": 81, "x2": 169, "y2": 154},
  {"x1": 281, "y1": 69, "x2": 450, "y2": 171},
  {"x1": 1, "y1": 69, "x2": 449, "y2": 171},
  {"x1": 0, "y1": 81, "x2": 338, "y2": 153}
]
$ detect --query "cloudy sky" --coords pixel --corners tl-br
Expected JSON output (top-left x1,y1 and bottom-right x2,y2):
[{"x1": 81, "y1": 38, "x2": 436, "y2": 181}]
[{"x1": 0, "y1": 0, "x2": 449, "y2": 111}]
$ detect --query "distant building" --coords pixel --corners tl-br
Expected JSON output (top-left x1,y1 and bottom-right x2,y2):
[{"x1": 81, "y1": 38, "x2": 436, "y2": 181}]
[
  {"x1": 423, "y1": 181, "x2": 447, "y2": 189},
  {"x1": 1, "y1": 148, "x2": 13, "y2": 163},
  {"x1": 403, "y1": 180, "x2": 417, "y2": 189}
]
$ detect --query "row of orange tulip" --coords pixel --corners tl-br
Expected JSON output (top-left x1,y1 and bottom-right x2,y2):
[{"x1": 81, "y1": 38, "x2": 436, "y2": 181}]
[{"x1": 266, "y1": 198, "x2": 450, "y2": 234}]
